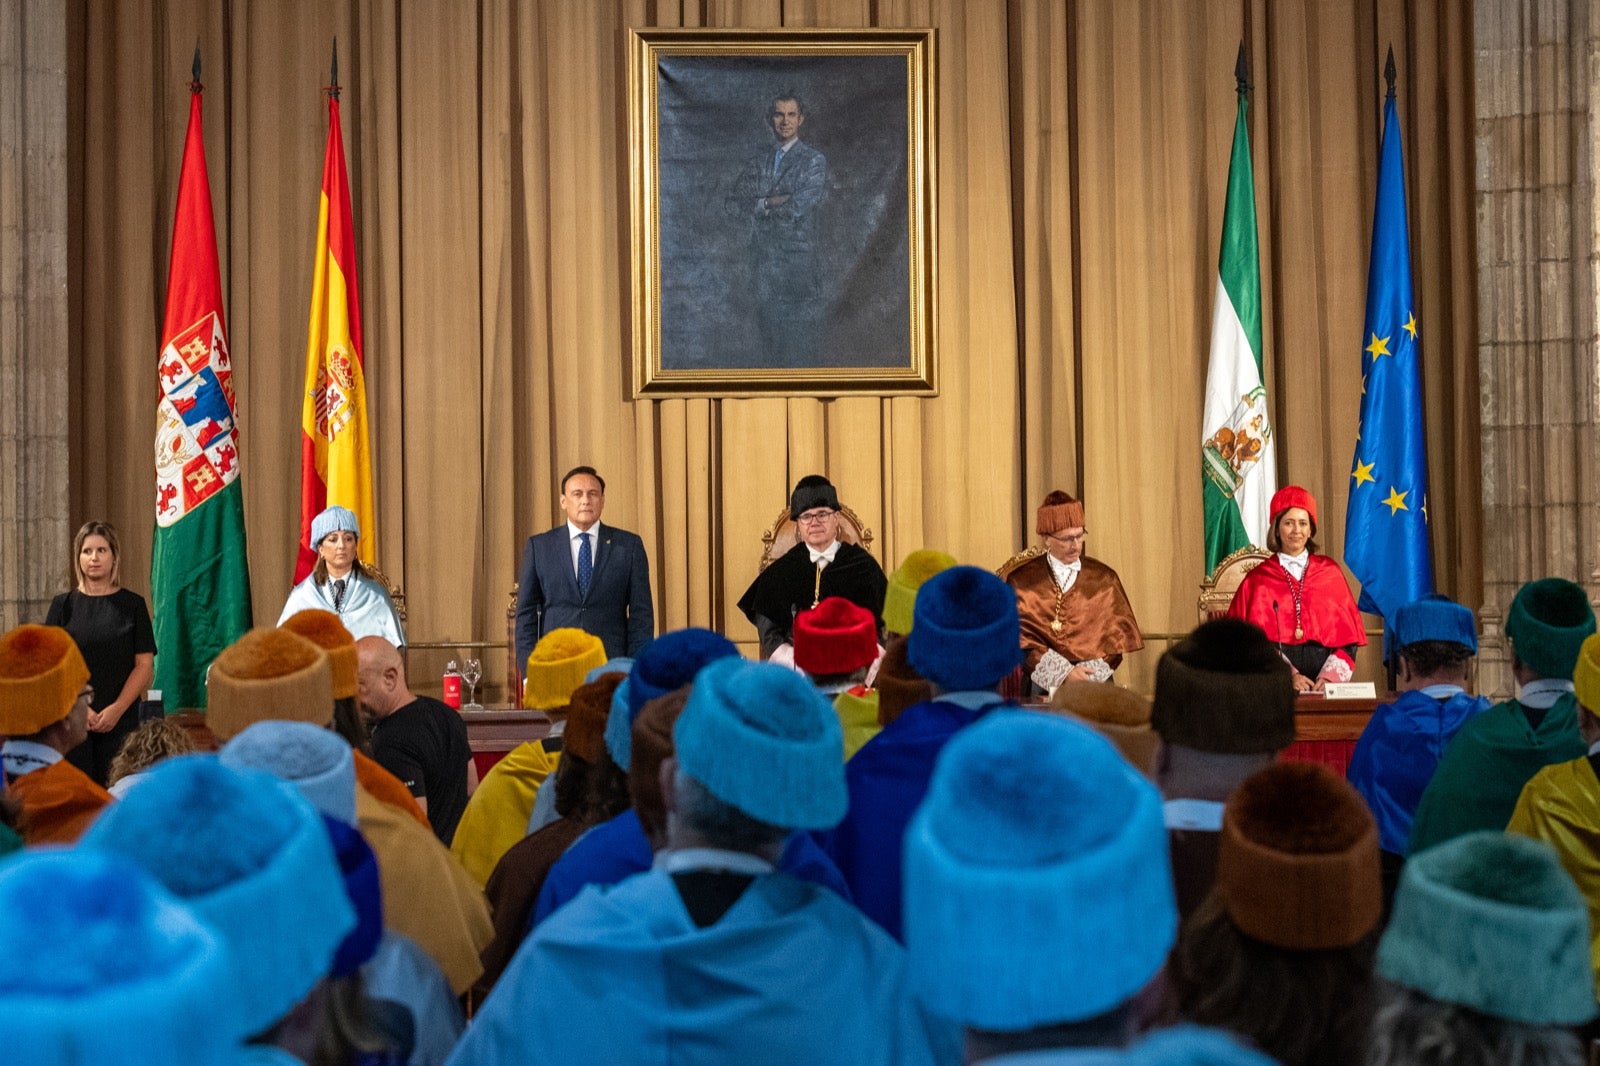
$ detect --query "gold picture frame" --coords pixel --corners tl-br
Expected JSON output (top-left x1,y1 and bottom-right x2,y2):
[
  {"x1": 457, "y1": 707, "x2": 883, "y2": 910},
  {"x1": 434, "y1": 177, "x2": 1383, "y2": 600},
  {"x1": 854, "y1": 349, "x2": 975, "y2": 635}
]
[{"x1": 628, "y1": 28, "x2": 938, "y2": 398}]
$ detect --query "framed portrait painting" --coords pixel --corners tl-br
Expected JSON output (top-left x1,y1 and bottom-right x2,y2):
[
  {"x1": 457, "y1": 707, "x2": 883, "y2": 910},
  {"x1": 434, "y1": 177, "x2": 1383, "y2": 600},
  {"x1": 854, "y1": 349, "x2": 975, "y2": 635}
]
[{"x1": 628, "y1": 28, "x2": 937, "y2": 397}]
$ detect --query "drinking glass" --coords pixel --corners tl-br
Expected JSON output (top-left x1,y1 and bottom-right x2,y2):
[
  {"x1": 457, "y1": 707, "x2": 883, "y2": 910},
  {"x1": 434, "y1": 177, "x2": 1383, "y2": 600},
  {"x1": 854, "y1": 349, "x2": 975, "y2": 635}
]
[{"x1": 461, "y1": 657, "x2": 484, "y2": 711}]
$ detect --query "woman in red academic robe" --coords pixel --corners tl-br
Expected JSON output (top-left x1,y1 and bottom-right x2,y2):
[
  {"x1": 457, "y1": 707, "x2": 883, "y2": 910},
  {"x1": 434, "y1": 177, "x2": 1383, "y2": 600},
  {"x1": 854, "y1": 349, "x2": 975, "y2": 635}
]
[{"x1": 1227, "y1": 485, "x2": 1366, "y2": 692}]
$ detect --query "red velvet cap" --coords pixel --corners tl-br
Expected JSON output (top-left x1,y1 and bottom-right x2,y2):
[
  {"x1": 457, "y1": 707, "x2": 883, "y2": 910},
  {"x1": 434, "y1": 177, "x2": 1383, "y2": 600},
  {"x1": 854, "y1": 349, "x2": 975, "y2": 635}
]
[
  {"x1": 1269, "y1": 485, "x2": 1318, "y2": 532},
  {"x1": 793, "y1": 597, "x2": 878, "y2": 676}
]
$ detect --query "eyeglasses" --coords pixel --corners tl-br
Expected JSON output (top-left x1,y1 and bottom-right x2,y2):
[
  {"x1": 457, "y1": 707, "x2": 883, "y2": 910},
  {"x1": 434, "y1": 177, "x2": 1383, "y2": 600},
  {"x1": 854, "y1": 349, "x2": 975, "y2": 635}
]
[
  {"x1": 1047, "y1": 530, "x2": 1087, "y2": 545},
  {"x1": 797, "y1": 510, "x2": 836, "y2": 526}
]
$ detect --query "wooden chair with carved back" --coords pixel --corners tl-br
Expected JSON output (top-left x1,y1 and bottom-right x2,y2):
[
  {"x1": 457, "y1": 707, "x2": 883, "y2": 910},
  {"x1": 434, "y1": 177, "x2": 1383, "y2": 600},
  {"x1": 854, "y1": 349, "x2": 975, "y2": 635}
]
[
  {"x1": 1197, "y1": 546, "x2": 1271, "y2": 624},
  {"x1": 758, "y1": 504, "x2": 875, "y2": 572}
]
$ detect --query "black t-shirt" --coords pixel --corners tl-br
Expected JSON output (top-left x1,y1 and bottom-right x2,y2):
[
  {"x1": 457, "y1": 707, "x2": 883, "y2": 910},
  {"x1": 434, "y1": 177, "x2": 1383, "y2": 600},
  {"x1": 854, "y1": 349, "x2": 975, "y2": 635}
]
[
  {"x1": 45, "y1": 589, "x2": 157, "y2": 712},
  {"x1": 370, "y1": 695, "x2": 472, "y2": 846}
]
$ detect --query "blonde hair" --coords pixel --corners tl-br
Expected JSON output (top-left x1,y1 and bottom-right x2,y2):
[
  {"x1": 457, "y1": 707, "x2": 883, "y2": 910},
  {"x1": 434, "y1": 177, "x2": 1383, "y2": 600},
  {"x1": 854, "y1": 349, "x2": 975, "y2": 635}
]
[
  {"x1": 72, "y1": 520, "x2": 122, "y2": 589},
  {"x1": 106, "y1": 718, "x2": 198, "y2": 787}
]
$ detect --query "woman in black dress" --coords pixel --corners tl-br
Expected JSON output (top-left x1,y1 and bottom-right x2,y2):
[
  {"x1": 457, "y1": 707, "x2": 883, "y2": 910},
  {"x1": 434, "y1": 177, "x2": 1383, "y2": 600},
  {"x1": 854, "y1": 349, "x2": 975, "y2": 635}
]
[{"x1": 44, "y1": 521, "x2": 156, "y2": 785}]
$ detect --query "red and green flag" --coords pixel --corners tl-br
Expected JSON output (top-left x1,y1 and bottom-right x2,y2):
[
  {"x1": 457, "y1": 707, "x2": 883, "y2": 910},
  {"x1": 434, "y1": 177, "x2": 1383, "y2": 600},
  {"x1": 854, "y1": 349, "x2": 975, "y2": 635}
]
[{"x1": 151, "y1": 54, "x2": 253, "y2": 710}]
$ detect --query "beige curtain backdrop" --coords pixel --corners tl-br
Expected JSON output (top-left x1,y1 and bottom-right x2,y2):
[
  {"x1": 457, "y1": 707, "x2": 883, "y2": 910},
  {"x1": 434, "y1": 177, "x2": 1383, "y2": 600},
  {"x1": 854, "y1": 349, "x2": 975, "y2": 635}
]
[{"x1": 64, "y1": 0, "x2": 1477, "y2": 695}]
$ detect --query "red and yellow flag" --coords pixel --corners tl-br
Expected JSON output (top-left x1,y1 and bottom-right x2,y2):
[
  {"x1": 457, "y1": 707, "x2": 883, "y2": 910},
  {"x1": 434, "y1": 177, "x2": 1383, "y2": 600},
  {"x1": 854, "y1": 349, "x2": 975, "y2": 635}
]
[{"x1": 297, "y1": 84, "x2": 375, "y2": 581}]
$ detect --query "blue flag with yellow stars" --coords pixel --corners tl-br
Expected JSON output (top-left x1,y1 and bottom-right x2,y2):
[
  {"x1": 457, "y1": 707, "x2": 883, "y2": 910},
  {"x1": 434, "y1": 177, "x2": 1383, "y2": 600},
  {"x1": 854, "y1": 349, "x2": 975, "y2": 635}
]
[{"x1": 1344, "y1": 92, "x2": 1435, "y2": 620}]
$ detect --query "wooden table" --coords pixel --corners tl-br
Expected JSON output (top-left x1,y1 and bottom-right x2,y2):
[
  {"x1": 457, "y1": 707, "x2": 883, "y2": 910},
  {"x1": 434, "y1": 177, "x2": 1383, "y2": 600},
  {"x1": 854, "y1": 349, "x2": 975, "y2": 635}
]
[{"x1": 1283, "y1": 694, "x2": 1384, "y2": 775}]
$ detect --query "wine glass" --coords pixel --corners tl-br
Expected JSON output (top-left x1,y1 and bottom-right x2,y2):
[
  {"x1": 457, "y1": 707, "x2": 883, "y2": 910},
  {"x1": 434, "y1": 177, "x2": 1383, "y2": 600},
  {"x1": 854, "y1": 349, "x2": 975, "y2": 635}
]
[{"x1": 461, "y1": 657, "x2": 484, "y2": 711}]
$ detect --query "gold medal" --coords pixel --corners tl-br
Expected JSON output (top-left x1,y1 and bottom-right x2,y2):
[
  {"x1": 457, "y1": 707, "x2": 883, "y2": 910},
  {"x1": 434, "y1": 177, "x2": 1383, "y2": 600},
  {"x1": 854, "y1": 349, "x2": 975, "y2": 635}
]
[
  {"x1": 1051, "y1": 619, "x2": 1063, "y2": 635},
  {"x1": 1294, "y1": 626, "x2": 1304, "y2": 641}
]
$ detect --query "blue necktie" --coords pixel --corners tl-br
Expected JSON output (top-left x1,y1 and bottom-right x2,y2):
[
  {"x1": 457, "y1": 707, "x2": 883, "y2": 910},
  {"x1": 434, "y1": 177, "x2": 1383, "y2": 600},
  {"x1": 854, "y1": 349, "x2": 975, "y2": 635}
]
[
  {"x1": 577, "y1": 532, "x2": 593, "y2": 598},
  {"x1": 773, "y1": 148, "x2": 784, "y2": 177}
]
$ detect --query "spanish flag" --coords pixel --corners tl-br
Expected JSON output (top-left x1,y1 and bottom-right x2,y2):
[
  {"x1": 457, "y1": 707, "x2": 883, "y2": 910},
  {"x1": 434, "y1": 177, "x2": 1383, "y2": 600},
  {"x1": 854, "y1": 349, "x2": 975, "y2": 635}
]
[{"x1": 297, "y1": 66, "x2": 375, "y2": 582}]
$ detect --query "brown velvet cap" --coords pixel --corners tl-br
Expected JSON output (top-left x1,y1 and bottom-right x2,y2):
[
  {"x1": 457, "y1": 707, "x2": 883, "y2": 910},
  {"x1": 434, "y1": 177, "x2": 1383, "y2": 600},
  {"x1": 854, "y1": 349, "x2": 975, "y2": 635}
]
[
  {"x1": 1036, "y1": 490, "x2": 1086, "y2": 535},
  {"x1": 1215, "y1": 762, "x2": 1382, "y2": 950},
  {"x1": 875, "y1": 635, "x2": 933, "y2": 727},
  {"x1": 280, "y1": 609, "x2": 359, "y2": 700},
  {"x1": 628, "y1": 685, "x2": 692, "y2": 845},
  {"x1": 564, "y1": 673, "x2": 625, "y2": 765},
  {"x1": 207, "y1": 628, "x2": 333, "y2": 741}
]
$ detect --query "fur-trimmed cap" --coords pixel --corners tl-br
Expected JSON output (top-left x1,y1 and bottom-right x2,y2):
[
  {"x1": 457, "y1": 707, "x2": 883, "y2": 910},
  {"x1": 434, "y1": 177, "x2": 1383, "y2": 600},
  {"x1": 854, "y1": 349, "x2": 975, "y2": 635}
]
[
  {"x1": 675, "y1": 657, "x2": 846, "y2": 830},
  {"x1": 1575, "y1": 633, "x2": 1600, "y2": 715},
  {"x1": 1215, "y1": 762, "x2": 1381, "y2": 949},
  {"x1": 0, "y1": 624, "x2": 91, "y2": 735},
  {"x1": 908, "y1": 566, "x2": 1021, "y2": 692},
  {"x1": 882, "y1": 549, "x2": 958, "y2": 636},
  {"x1": 1379, "y1": 831, "x2": 1595, "y2": 1025},
  {"x1": 79, "y1": 756, "x2": 355, "y2": 1037},
  {"x1": 793, "y1": 596, "x2": 879, "y2": 677},
  {"x1": 630, "y1": 686, "x2": 692, "y2": 844},
  {"x1": 905, "y1": 711, "x2": 1174, "y2": 1029},
  {"x1": 310, "y1": 505, "x2": 360, "y2": 546},
  {"x1": 523, "y1": 628, "x2": 607, "y2": 711},
  {"x1": 1505, "y1": 577, "x2": 1597, "y2": 680},
  {"x1": 206, "y1": 628, "x2": 334, "y2": 742},
  {"x1": 611, "y1": 628, "x2": 740, "y2": 770},
  {"x1": 1151, "y1": 619, "x2": 1295, "y2": 755},
  {"x1": 280, "y1": 609, "x2": 359, "y2": 700},
  {"x1": 220, "y1": 720, "x2": 359, "y2": 826},
  {"x1": 0, "y1": 850, "x2": 251, "y2": 1063},
  {"x1": 1050, "y1": 682, "x2": 1158, "y2": 778},
  {"x1": 1035, "y1": 490, "x2": 1086, "y2": 536},
  {"x1": 789, "y1": 474, "x2": 840, "y2": 519},
  {"x1": 1269, "y1": 485, "x2": 1318, "y2": 532}
]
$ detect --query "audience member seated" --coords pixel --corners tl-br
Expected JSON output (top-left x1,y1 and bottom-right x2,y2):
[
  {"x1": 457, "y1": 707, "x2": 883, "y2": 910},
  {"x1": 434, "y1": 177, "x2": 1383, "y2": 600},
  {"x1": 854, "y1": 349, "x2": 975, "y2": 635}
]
[
  {"x1": 738, "y1": 475, "x2": 888, "y2": 659},
  {"x1": 532, "y1": 683, "x2": 849, "y2": 928},
  {"x1": 1507, "y1": 632, "x2": 1600, "y2": 999},
  {"x1": 523, "y1": 659, "x2": 633, "y2": 837},
  {"x1": 0, "y1": 623, "x2": 111, "y2": 844},
  {"x1": 1369, "y1": 831, "x2": 1594, "y2": 1065},
  {"x1": 280, "y1": 609, "x2": 429, "y2": 829},
  {"x1": 1150, "y1": 618, "x2": 1296, "y2": 921},
  {"x1": 452, "y1": 658, "x2": 937, "y2": 1064},
  {"x1": 883, "y1": 549, "x2": 957, "y2": 640},
  {"x1": 476, "y1": 672, "x2": 627, "y2": 996},
  {"x1": 1169, "y1": 762, "x2": 1382, "y2": 1064},
  {"x1": 821, "y1": 565, "x2": 1022, "y2": 941},
  {"x1": 79, "y1": 756, "x2": 357, "y2": 1062},
  {"x1": 1050, "y1": 680, "x2": 1160, "y2": 779},
  {"x1": 1225, "y1": 485, "x2": 1366, "y2": 691},
  {"x1": 1005, "y1": 490, "x2": 1142, "y2": 690},
  {"x1": 794, "y1": 596, "x2": 882, "y2": 759},
  {"x1": 874, "y1": 635, "x2": 932, "y2": 729},
  {"x1": 221, "y1": 721, "x2": 465, "y2": 1065},
  {"x1": 451, "y1": 628, "x2": 604, "y2": 883},
  {"x1": 902, "y1": 710, "x2": 1267, "y2": 1064},
  {"x1": 105, "y1": 716, "x2": 197, "y2": 798},
  {"x1": 209, "y1": 629, "x2": 492, "y2": 996},
  {"x1": 357, "y1": 635, "x2": 476, "y2": 845},
  {"x1": 1410, "y1": 577, "x2": 1597, "y2": 853},
  {"x1": 0, "y1": 849, "x2": 257, "y2": 1065},
  {"x1": 1346, "y1": 594, "x2": 1489, "y2": 901}
]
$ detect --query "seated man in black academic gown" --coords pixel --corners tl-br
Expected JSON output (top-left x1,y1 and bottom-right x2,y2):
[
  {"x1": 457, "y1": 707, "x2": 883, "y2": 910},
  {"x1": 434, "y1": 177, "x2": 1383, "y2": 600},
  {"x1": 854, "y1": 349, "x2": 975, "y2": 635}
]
[{"x1": 738, "y1": 475, "x2": 888, "y2": 660}]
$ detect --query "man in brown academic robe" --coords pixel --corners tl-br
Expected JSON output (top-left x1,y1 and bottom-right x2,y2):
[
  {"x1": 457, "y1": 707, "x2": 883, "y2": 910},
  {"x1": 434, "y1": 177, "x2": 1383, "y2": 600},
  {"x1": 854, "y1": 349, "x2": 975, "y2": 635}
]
[
  {"x1": 0, "y1": 625, "x2": 113, "y2": 845},
  {"x1": 1002, "y1": 491, "x2": 1142, "y2": 692}
]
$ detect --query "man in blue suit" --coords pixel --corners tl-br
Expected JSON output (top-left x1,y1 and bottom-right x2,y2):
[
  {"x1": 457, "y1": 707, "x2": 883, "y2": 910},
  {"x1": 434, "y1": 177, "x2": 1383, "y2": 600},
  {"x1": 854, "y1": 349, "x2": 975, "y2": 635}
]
[
  {"x1": 515, "y1": 466, "x2": 654, "y2": 670},
  {"x1": 728, "y1": 92, "x2": 830, "y2": 366}
]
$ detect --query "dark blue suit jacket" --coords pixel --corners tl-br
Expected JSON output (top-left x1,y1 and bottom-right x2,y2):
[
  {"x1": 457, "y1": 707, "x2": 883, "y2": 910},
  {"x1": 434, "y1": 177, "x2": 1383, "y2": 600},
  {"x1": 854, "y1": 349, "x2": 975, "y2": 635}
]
[{"x1": 515, "y1": 524, "x2": 654, "y2": 668}]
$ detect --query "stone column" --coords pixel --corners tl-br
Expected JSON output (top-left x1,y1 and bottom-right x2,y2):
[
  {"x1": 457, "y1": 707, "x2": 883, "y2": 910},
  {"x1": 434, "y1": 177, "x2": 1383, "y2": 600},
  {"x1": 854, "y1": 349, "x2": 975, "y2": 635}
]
[
  {"x1": 0, "y1": 0, "x2": 70, "y2": 632},
  {"x1": 1474, "y1": 0, "x2": 1600, "y2": 698}
]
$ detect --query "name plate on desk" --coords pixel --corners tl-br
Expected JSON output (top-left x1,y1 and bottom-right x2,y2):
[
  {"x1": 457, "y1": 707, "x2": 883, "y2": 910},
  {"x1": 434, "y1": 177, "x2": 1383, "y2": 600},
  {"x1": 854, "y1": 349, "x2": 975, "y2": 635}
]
[{"x1": 1323, "y1": 681, "x2": 1377, "y2": 700}]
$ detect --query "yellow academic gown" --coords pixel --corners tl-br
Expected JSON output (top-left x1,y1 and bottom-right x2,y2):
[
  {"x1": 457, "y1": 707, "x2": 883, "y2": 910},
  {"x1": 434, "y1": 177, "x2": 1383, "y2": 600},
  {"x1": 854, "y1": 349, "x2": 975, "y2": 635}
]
[
  {"x1": 1508, "y1": 756, "x2": 1600, "y2": 999},
  {"x1": 449, "y1": 739, "x2": 559, "y2": 886}
]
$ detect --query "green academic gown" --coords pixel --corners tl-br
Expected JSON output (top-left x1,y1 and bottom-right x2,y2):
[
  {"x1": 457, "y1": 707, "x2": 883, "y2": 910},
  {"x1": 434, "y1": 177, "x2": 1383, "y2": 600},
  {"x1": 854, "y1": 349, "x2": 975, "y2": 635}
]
[{"x1": 1409, "y1": 693, "x2": 1586, "y2": 854}]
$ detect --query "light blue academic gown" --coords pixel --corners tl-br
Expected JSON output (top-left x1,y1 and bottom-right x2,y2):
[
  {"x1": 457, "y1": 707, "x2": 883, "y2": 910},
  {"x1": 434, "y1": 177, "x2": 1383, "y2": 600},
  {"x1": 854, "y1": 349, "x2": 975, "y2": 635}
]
[
  {"x1": 449, "y1": 866, "x2": 939, "y2": 1066},
  {"x1": 279, "y1": 570, "x2": 406, "y2": 645}
]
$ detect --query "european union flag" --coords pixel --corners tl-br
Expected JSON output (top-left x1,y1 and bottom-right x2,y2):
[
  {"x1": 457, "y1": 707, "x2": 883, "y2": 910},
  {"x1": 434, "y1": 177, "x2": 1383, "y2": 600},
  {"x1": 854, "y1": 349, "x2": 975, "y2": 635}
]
[{"x1": 1344, "y1": 90, "x2": 1435, "y2": 620}]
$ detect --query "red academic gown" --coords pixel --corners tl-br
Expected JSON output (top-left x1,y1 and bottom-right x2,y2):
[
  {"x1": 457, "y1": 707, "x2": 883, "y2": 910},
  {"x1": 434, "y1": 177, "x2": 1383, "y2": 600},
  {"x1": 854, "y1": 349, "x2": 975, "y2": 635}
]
[
  {"x1": 8, "y1": 760, "x2": 113, "y2": 845},
  {"x1": 1227, "y1": 554, "x2": 1366, "y2": 671}
]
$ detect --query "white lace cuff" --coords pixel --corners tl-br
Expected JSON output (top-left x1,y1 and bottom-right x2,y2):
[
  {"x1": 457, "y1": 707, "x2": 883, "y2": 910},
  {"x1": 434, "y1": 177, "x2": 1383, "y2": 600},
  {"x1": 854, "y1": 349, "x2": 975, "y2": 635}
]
[
  {"x1": 1032, "y1": 649, "x2": 1073, "y2": 692},
  {"x1": 1079, "y1": 658, "x2": 1114, "y2": 683},
  {"x1": 1317, "y1": 655, "x2": 1354, "y2": 683}
]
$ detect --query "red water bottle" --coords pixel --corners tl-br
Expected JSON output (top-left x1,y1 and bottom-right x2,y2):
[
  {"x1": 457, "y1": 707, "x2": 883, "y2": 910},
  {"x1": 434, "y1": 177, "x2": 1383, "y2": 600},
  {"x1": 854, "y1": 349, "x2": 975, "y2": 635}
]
[{"x1": 443, "y1": 660, "x2": 462, "y2": 709}]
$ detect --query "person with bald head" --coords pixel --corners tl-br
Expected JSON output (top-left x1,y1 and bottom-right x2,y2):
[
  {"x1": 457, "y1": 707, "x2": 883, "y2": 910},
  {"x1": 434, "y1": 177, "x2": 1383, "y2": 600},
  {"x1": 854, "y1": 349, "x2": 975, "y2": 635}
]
[{"x1": 357, "y1": 635, "x2": 475, "y2": 845}]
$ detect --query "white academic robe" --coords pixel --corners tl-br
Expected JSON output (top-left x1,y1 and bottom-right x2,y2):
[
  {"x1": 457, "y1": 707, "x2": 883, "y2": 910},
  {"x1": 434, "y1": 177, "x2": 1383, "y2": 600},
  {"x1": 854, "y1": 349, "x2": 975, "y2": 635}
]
[
  {"x1": 279, "y1": 570, "x2": 406, "y2": 645},
  {"x1": 448, "y1": 867, "x2": 939, "y2": 1066}
]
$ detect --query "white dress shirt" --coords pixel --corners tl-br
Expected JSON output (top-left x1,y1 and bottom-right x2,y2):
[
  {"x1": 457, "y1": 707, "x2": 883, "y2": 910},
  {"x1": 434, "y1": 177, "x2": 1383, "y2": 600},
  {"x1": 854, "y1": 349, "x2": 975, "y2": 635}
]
[
  {"x1": 1277, "y1": 550, "x2": 1309, "y2": 581},
  {"x1": 567, "y1": 520, "x2": 602, "y2": 578},
  {"x1": 807, "y1": 540, "x2": 842, "y2": 566},
  {"x1": 1045, "y1": 553, "x2": 1082, "y2": 592}
]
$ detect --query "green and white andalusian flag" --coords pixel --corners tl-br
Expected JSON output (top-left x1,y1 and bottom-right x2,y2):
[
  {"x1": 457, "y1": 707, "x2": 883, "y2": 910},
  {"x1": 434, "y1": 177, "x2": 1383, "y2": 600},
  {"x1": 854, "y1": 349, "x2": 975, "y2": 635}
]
[{"x1": 1201, "y1": 88, "x2": 1276, "y2": 575}]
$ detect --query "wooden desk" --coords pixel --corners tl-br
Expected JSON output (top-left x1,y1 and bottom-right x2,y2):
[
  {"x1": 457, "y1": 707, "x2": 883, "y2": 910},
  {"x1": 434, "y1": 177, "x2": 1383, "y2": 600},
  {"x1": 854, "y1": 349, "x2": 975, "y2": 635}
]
[{"x1": 1284, "y1": 694, "x2": 1385, "y2": 775}]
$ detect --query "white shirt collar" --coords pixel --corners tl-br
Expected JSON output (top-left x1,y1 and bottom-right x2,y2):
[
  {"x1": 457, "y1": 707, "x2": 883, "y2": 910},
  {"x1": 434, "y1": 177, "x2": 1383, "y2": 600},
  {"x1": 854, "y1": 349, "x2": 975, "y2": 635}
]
[
  {"x1": 657, "y1": 847, "x2": 775, "y2": 877},
  {"x1": 1589, "y1": 738, "x2": 1600, "y2": 758},
  {"x1": 2, "y1": 739, "x2": 62, "y2": 778},
  {"x1": 1045, "y1": 553, "x2": 1082, "y2": 587},
  {"x1": 567, "y1": 519, "x2": 602, "y2": 541},
  {"x1": 1418, "y1": 684, "x2": 1467, "y2": 699},
  {"x1": 808, "y1": 540, "x2": 841, "y2": 565},
  {"x1": 1277, "y1": 550, "x2": 1309, "y2": 575},
  {"x1": 775, "y1": 135, "x2": 800, "y2": 153},
  {"x1": 936, "y1": 690, "x2": 1010, "y2": 711},
  {"x1": 1163, "y1": 798, "x2": 1225, "y2": 832},
  {"x1": 1519, "y1": 677, "x2": 1575, "y2": 709}
]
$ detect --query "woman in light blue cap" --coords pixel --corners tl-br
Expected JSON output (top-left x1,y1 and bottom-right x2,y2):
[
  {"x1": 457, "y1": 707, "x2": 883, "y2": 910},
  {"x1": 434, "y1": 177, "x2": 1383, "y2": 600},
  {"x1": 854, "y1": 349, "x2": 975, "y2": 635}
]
[{"x1": 280, "y1": 505, "x2": 405, "y2": 645}]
